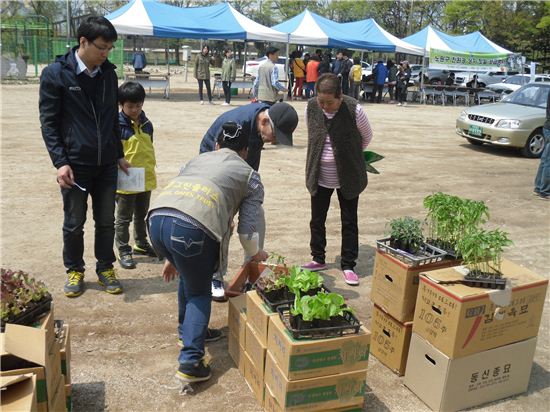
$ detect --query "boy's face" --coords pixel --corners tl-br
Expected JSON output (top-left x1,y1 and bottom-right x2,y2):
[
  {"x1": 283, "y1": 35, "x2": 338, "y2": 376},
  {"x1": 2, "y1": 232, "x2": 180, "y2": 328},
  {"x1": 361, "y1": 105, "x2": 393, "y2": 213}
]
[{"x1": 121, "y1": 101, "x2": 143, "y2": 122}]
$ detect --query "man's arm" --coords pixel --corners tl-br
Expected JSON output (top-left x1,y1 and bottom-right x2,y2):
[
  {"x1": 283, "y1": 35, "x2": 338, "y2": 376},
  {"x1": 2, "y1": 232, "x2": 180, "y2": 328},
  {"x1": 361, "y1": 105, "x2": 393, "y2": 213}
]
[
  {"x1": 252, "y1": 74, "x2": 259, "y2": 98},
  {"x1": 237, "y1": 171, "x2": 265, "y2": 258},
  {"x1": 271, "y1": 66, "x2": 286, "y2": 92}
]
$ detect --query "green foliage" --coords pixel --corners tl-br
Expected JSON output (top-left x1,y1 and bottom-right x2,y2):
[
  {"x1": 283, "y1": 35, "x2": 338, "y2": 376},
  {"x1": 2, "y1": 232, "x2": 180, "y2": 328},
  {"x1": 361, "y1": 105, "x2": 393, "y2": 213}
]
[
  {"x1": 387, "y1": 216, "x2": 424, "y2": 253},
  {"x1": 457, "y1": 229, "x2": 513, "y2": 275},
  {"x1": 1, "y1": 269, "x2": 50, "y2": 322},
  {"x1": 277, "y1": 266, "x2": 323, "y2": 295},
  {"x1": 291, "y1": 291, "x2": 352, "y2": 321},
  {"x1": 423, "y1": 192, "x2": 489, "y2": 249}
]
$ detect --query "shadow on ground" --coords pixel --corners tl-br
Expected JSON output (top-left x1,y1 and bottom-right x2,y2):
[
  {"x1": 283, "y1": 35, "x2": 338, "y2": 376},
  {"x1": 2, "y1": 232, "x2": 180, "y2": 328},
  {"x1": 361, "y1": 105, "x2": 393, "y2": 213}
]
[{"x1": 72, "y1": 381, "x2": 106, "y2": 412}]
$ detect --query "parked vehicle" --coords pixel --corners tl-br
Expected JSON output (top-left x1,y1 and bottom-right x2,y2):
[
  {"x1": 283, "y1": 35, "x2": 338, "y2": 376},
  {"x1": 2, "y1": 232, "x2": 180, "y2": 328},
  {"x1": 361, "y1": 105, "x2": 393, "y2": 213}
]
[
  {"x1": 360, "y1": 61, "x2": 372, "y2": 77},
  {"x1": 454, "y1": 70, "x2": 521, "y2": 88},
  {"x1": 243, "y1": 56, "x2": 288, "y2": 80},
  {"x1": 487, "y1": 74, "x2": 550, "y2": 94},
  {"x1": 455, "y1": 83, "x2": 549, "y2": 158}
]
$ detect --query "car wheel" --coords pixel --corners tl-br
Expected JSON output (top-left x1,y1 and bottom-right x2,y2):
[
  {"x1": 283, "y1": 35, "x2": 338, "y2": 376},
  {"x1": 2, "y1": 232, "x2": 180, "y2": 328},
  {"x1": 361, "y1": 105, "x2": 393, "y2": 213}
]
[
  {"x1": 467, "y1": 138, "x2": 484, "y2": 146},
  {"x1": 521, "y1": 129, "x2": 545, "y2": 158}
]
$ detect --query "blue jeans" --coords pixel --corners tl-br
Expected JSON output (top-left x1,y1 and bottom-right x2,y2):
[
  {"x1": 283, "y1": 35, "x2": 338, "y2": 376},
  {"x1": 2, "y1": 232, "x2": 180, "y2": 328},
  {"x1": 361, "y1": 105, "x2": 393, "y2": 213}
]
[
  {"x1": 61, "y1": 163, "x2": 117, "y2": 274},
  {"x1": 148, "y1": 215, "x2": 219, "y2": 365},
  {"x1": 534, "y1": 127, "x2": 550, "y2": 196}
]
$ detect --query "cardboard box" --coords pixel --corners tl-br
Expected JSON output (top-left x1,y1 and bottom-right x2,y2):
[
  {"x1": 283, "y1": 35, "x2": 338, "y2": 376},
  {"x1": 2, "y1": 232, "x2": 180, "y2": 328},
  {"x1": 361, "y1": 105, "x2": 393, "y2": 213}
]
[
  {"x1": 370, "y1": 304, "x2": 412, "y2": 376},
  {"x1": 246, "y1": 290, "x2": 277, "y2": 346},
  {"x1": 264, "y1": 384, "x2": 364, "y2": 412},
  {"x1": 226, "y1": 262, "x2": 287, "y2": 298},
  {"x1": 245, "y1": 323, "x2": 267, "y2": 376},
  {"x1": 1, "y1": 374, "x2": 38, "y2": 412},
  {"x1": 57, "y1": 324, "x2": 71, "y2": 385},
  {"x1": 4, "y1": 311, "x2": 55, "y2": 361},
  {"x1": 228, "y1": 332, "x2": 245, "y2": 375},
  {"x1": 404, "y1": 333, "x2": 537, "y2": 412},
  {"x1": 64, "y1": 383, "x2": 72, "y2": 412},
  {"x1": 267, "y1": 315, "x2": 370, "y2": 380},
  {"x1": 1, "y1": 355, "x2": 48, "y2": 412},
  {"x1": 371, "y1": 251, "x2": 459, "y2": 322},
  {"x1": 48, "y1": 374, "x2": 67, "y2": 412},
  {"x1": 228, "y1": 294, "x2": 247, "y2": 347},
  {"x1": 264, "y1": 352, "x2": 367, "y2": 411},
  {"x1": 413, "y1": 260, "x2": 548, "y2": 358},
  {"x1": 244, "y1": 351, "x2": 264, "y2": 407}
]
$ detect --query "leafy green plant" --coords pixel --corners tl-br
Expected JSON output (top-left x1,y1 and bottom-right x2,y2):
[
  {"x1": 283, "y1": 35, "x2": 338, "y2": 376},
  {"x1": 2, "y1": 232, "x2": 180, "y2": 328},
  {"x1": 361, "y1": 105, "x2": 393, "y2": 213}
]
[
  {"x1": 387, "y1": 216, "x2": 424, "y2": 254},
  {"x1": 1, "y1": 269, "x2": 50, "y2": 322},
  {"x1": 267, "y1": 252, "x2": 287, "y2": 267},
  {"x1": 291, "y1": 292, "x2": 353, "y2": 322},
  {"x1": 423, "y1": 193, "x2": 489, "y2": 253},
  {"x1": 457, "y1": 229, "x2": 513, "y2": 276},
  {"x1": 277, "y1": 266, "x2": 323, "y2": 295},
  {"x1": 254, "y1": 252, "x2": 288, "y2": 292}
]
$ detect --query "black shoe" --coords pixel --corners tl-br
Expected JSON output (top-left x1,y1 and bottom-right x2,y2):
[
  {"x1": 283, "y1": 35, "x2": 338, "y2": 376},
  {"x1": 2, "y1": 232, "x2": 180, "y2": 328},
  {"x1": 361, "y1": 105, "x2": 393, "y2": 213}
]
[
  {"x1": 133, "y1": 243, "x2": 158, "y2": 257},
  {"x1": 119, "y1": 253, "x2": 136, "y2": 269},
  {"x1": 205, "y1": 328, "x2": 223, "y2": 342},
  {"x1": 176, "y1": 359, "x2": 211, "y2": 383}
]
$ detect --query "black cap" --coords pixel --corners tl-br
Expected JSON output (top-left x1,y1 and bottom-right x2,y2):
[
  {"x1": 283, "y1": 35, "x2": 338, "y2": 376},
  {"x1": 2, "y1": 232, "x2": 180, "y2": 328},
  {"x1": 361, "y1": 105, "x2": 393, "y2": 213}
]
[{"x1": 267, "y1": 102, "x2": 298, "y2": 146}]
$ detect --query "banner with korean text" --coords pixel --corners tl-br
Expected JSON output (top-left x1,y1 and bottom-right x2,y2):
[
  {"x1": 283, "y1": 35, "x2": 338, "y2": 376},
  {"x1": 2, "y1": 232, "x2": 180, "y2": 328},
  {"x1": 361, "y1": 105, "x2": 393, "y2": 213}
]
[{"x1": 429, "y1": 48, "x2": 514, "y2": 72}]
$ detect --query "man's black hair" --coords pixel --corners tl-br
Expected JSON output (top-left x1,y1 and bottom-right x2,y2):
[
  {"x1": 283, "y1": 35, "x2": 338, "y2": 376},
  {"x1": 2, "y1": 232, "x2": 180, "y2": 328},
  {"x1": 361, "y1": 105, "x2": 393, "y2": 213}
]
[
  {"x1": 77, "y1": 16, "x2": 118, "y2": 43},
  {"x1": 217, "y1": 122, "x2": 249, "y2": 152},
  {"x1": 118, "y1": 82, "x2": 146, "y2": 104},
  {"x1": 265, "y1": 46, "x2": 280, "y2": 57}
]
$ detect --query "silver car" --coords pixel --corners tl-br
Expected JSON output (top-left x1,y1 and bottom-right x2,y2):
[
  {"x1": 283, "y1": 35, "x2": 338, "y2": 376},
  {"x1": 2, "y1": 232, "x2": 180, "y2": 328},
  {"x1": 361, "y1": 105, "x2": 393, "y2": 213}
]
[{"x1": 456, "y1": 83, "x2": 548, "y2": 158}]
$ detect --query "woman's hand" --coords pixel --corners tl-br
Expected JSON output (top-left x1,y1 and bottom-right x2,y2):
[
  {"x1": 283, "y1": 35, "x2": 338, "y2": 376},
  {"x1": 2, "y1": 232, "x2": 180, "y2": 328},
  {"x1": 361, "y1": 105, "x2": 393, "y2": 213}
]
[
  {"x1": 162, "y1": 260, "x2": 179, "y2": 282},
  {"x1": 250, "y1": 249, "x2": 268, "y2": 263}
]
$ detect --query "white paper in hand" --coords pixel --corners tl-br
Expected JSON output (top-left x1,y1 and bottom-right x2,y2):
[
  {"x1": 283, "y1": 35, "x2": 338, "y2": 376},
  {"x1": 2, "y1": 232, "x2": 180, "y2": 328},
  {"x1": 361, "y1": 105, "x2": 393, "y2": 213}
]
[{"x1": 117, "y1": 167, "x2": 145, "y2": 192}]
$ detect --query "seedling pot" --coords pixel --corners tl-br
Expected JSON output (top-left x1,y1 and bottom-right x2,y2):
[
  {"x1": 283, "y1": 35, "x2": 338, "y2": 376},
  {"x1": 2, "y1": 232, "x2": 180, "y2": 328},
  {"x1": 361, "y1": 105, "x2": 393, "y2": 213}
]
[
  {"x1": 258, "y1": 285, "x2": 329, "y2": 311},
  {"x1": 463, "y1": 271, "x2": 507, "y2": 290},
  {"x1": 0, "y1": 294, "x2": 52, "y2": 332}
]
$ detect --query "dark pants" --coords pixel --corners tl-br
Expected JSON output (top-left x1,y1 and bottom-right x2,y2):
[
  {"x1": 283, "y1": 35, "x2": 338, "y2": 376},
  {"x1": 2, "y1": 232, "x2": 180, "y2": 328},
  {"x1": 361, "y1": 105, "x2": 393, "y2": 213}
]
[
  {"x1": 115, "y1": 191, "x2": 152, "y2": 255},
  {"x1": 198, "y1": 79, "x2": 212, "y2": 102},
  {"x1": 148, "y1": 215, "x2": 219, "y2": 365},
  {"x1": 309, "y1": 186, "x2": 359, "y2": 270},
  {"x1": 388, "y1": 83, "x2": 396, "y2": 100},
  {"x1": 305, "y1": 81, "x2": 315, "y2": 98},
  {"x1": 534, "y1": 128, "x2": 550, "y2": 196},
  {"x1": 342, "y1": 74, "x2": 350, "y2": 95},
  {"x1": 397, "y1": 84, "x2": 408, "y2": 103},
  {"x1": 371, "y1": 84, "x2": 384, "y2": 103},
  {"x1": 222, "y1": 81, "x2": 232, "y2": 104},
  {"x1": 61, "y1": 163, "x2": 118, "y2": 274}
]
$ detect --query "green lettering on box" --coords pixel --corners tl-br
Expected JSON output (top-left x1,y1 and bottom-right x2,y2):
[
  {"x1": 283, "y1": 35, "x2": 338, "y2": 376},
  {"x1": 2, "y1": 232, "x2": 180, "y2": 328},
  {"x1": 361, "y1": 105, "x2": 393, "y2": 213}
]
[
  {"x1": 289, "y1": 345, "x2": 370, "y2": 371},
  {"x1": 285, "y1": 381, "x2": 365, "y2": 407},
  {"x1": 66, "y1": 394, "x2": 72, "y2": 412},
  {"x1": 61, "y1": 359, "x2": 67, "y2": 375},
  {"x1": 36, "y1": 379, "x2": 47, "y2": 403}
]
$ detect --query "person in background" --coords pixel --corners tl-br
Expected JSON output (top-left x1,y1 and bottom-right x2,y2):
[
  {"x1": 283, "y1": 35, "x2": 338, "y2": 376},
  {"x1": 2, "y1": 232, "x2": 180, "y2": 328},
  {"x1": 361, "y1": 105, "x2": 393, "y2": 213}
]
[
  {"x1": 386, "y1": 60, "x2": 397, "y2": 103},
  {"x1": 148, "y1": 122, "x2": 268, "y2": 383},
  {"x1": 397, "y1": 61, "x2": 411, "y2": 106},
  {"x1": 340, "y1": 52, "x2": 353, "y2": 96},
  {"x1": 332, "y1": 51, "x2": 343, "y2": 76},
  {"x1": 253, "y1": 46, "x2": 287, "y2": 105},
  {"x1": 199, "y1": 102, "x2": 298, "y2": 299},
  {"x1": 302, "y1": 73, "x2": 373, "y2": 286},
  {"x1": 371, "y1": 59, "x2": 388, "y2": 103},
  {"x1": 445, "y1": 72, "x2": 456, "y2": 86},
  {"x1": 287, "y1": 51, "x2": 296, "y2": 100},
  {"x1": 221, "y1": 48, "x2": 236, "y2": 106},
  {"x1": 533, "y1": 88, "x2": 550, "y2": 200},
  {"x1": 39, "y1": 16, "x2": 130, "y2": 297},
  {"x1": 466, "y1": 74, "x2": 480, "y2": 89},
  {"x1": 315, "y1": 49, "x2": 323, "y2": 61},
  {"x1": 115, "y1": 82, "x2": 157, "y2": 270},
  {"x1": 349, "y1": 57, "x2": 362, "y2": 100},
  {"x1": 292, "y1": 50, "x2": 306, "y2": 100},
  {"x1": 194, "y1": 45, "x2": 213, "y2": 105},
  {"x1": 305, "y1": 54, "x2": 320, "y2": 99},
  {"x1": 318, "y1": 52, "x2": 332, "y2": 75},
  {"x1": 132, "y1": 49, "x2": 146, "y2": 74}
]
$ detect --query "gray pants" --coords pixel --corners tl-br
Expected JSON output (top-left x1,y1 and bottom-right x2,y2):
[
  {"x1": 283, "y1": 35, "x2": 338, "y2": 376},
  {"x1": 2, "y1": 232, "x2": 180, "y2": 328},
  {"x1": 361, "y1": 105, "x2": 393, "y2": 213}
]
[
  {"x1": 213, "y1": 206, "x2": 265, "y2": 281},
  {"x1": 115, "y1": 191, "x2": 152, "y2": 255}
]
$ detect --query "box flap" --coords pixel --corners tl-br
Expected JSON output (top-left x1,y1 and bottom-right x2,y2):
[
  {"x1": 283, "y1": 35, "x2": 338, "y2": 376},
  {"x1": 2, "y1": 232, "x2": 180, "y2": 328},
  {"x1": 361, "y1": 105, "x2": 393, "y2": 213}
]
[
  {"x1": 0, "y1": 373, "x2": 36, "y2": 412},
  {"x1": 1, "y1": 373, "x2": 33, "y2": 389}
]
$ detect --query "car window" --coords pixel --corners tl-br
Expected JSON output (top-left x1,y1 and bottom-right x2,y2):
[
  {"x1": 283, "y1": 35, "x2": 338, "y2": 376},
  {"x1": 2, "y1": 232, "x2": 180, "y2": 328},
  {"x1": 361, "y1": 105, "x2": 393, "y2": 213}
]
[
  {"x1": 503, "y1": 84, "x2": 548, "y2": 108},
  {"x1": 504, "y1": 75, "x2": 526, "y2": 85}
]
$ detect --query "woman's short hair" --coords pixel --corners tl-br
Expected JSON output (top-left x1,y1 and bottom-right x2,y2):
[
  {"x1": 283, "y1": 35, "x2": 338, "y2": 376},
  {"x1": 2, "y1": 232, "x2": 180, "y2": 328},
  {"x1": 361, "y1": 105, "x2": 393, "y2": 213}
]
[
  {"x1": 217, "y1": 122, "x2": 249, "y2": 152},
  {"x1": 315, "y1": 73, "x2": 342, "y2": 98}
]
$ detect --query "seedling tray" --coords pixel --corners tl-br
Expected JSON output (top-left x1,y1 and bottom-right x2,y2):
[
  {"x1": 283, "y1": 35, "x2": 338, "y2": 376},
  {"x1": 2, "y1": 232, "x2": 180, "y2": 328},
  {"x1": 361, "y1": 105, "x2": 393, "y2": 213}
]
[
  {"x1": 463, "y1": 275, "x2": 507, "y2": 290},
  {"x1": 0, "y1": 295, "x2": 52, "y2": 333},
  {"x1": 277, "y1": 305, "x2": 361, "y2": 340},
  {"x1": 257, "y1": 285, "x2": 329, "y2": 312},
  {"x1": 376, "y1": 237, "x2": 447, "y2": 267}
]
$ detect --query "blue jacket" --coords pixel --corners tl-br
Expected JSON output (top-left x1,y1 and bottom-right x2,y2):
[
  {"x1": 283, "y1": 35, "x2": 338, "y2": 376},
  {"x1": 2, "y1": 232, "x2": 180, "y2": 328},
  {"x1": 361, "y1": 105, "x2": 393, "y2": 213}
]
[
  {"x1": 199, "y1": 102, "x2": 270, "y2": 171},
  {"x1": 39, "y1": 47, "x2": 123, "y2": 168},
  {"x1": 373, "y1": 63, "x2": 388, "y2": 85},
  {"x1": 332, "y1": 59, "x2": 342, "y2": 75},
  {"x1": 132, "y1": 52, "x2": 147, "y2": 70}
]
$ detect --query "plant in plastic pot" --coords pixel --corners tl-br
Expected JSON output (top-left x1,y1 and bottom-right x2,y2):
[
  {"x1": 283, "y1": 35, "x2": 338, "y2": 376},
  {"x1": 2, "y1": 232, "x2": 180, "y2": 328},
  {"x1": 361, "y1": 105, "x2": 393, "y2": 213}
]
[
  {"x1": 279, "y1": 266, "x2": 324, "y2": 296},
  {"x1": 290, "y1": 291, "x2": 353, "y2": 330},
  {"x1": 388, "y1": 216, "x2": 424, "y2": 254}
]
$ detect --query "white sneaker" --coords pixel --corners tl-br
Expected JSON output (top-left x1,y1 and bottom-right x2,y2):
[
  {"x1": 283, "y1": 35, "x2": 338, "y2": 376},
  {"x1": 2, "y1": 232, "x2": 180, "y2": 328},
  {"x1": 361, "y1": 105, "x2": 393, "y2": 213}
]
[
  {"x1": 222, "y1": 102, "x2": 230, "y2": 106},
  {"x1": 200, "y1": 101, "x2": 204, "y2": 105},
  {"x1": 397, "y1": 102, "x2": 402, "y2": 106},
  {"x1": 403, "y1": 102, "x2": 408, "y2": 107},
  {"x1": 212, "y1": 279, "x2": 226, "y2": 302}
]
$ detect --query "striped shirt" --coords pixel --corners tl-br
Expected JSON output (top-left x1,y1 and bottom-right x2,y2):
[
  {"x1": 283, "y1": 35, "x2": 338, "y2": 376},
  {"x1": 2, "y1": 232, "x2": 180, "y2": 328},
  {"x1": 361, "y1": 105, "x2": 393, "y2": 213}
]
[{"x1": 310, "y1": 104, "x2": 373, "y2": 189}]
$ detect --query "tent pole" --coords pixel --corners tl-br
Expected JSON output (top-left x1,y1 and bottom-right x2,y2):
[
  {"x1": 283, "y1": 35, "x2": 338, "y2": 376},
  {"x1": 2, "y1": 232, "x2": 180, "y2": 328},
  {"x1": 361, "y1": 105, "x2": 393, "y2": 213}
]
[
  {"x1": 420, "y1": 52, "x2": 426, "y2": 104},
  {"x1": 285, "y1": 38, "x2": 290, "y2": 100},
  {"x1": 243, "y1": 41, "x2": 247, "y2": 79},
  {"x1": 166, "y1": 40, "x2": 170, "y2": 75}
]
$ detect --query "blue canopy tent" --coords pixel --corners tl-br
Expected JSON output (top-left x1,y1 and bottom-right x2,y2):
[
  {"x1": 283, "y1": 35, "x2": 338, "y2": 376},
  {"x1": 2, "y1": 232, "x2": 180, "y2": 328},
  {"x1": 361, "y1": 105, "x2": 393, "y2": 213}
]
[{"x1": 453, "y1": 31, "x2": 512, "y2": 54}]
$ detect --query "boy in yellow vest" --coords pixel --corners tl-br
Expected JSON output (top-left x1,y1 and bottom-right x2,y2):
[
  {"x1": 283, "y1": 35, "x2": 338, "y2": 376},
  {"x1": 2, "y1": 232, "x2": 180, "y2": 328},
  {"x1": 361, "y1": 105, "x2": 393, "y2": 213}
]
[
  {"x1": 115, "y1": 82, "x2": 157, "y2": 270},
  {"x1": 350, "y1": 57, "x2": 362, "y2": 100}
]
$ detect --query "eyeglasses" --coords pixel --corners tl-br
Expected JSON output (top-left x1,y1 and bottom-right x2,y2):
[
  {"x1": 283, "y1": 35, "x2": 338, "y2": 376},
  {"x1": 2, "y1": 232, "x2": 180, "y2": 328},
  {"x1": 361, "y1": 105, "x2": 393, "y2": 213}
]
[
  {"x1": 90, "y1": 40, "x2": 115, "y2": 52},
  {"x1": 222, "y1": 123, "x2": 242, "y2": 141}
]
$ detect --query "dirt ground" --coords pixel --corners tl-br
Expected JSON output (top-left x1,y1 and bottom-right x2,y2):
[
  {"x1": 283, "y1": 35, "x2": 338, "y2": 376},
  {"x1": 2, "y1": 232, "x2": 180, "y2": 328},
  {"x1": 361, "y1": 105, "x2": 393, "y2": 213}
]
[{"x1": 1, "y1": 72, "x2": 549, "y2": 412}]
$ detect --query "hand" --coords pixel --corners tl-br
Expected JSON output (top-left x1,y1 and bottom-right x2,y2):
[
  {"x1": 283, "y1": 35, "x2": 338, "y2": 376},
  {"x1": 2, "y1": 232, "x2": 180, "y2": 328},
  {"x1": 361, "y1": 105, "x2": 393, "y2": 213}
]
[
  {"x1": 56, "y1": 165, "x2": 74, "y2": 189},
  {"x1": 250, "y1": 97, "x2": 258, "y2": 103},
  {"x1": 118, "y1": 158, "x2": 131, "y2": 175},
  {"x1": 162, "y1": 260, "x2": 178, "y2": 282},
  {"x1": 250, "y1": 249, "x2": 268, "y2": 263}
]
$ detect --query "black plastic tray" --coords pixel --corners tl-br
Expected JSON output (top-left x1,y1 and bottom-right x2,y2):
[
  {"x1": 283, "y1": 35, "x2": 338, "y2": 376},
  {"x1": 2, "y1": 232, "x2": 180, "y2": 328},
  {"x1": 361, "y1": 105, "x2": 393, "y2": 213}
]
[
  {"x1": 376, "y1": 237, "x2": 448, "y2": 267},
  {"x1": 277, "y1": 305, "x2": 361, "y2": 340},
  {"x1": 0, "y1": 295, "x2": 52, "y2": 333},
  {"x1": 257, "y1": 285, "x2": 329, "y2": 312},
  {"x1": 463, "y1": 276, "x2": 507, "y2": 290}
]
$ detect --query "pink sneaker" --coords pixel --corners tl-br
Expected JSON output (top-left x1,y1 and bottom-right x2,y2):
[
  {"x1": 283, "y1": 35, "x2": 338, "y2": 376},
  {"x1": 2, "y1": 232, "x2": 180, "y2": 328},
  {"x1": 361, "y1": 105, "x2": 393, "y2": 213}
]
[
  {"x1": 301, "y1": 261, "x2": 327, "y2": 272},
  {"x1": 343, "y1": 270, "x2": 359, "y2": 286}
]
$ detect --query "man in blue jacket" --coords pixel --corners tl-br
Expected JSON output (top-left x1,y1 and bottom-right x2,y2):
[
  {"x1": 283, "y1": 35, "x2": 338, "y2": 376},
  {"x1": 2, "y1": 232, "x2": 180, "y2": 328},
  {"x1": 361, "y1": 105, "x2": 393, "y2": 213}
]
[
  {"x1": 199, "y1": 102, "x2": 298, "y2": 300},
  {"x1": 371, "y1": 59, "x2": 388, "y2": 103},
  {"x1": 39, "y1": 16, "x2": 130, "y2": 298}
]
